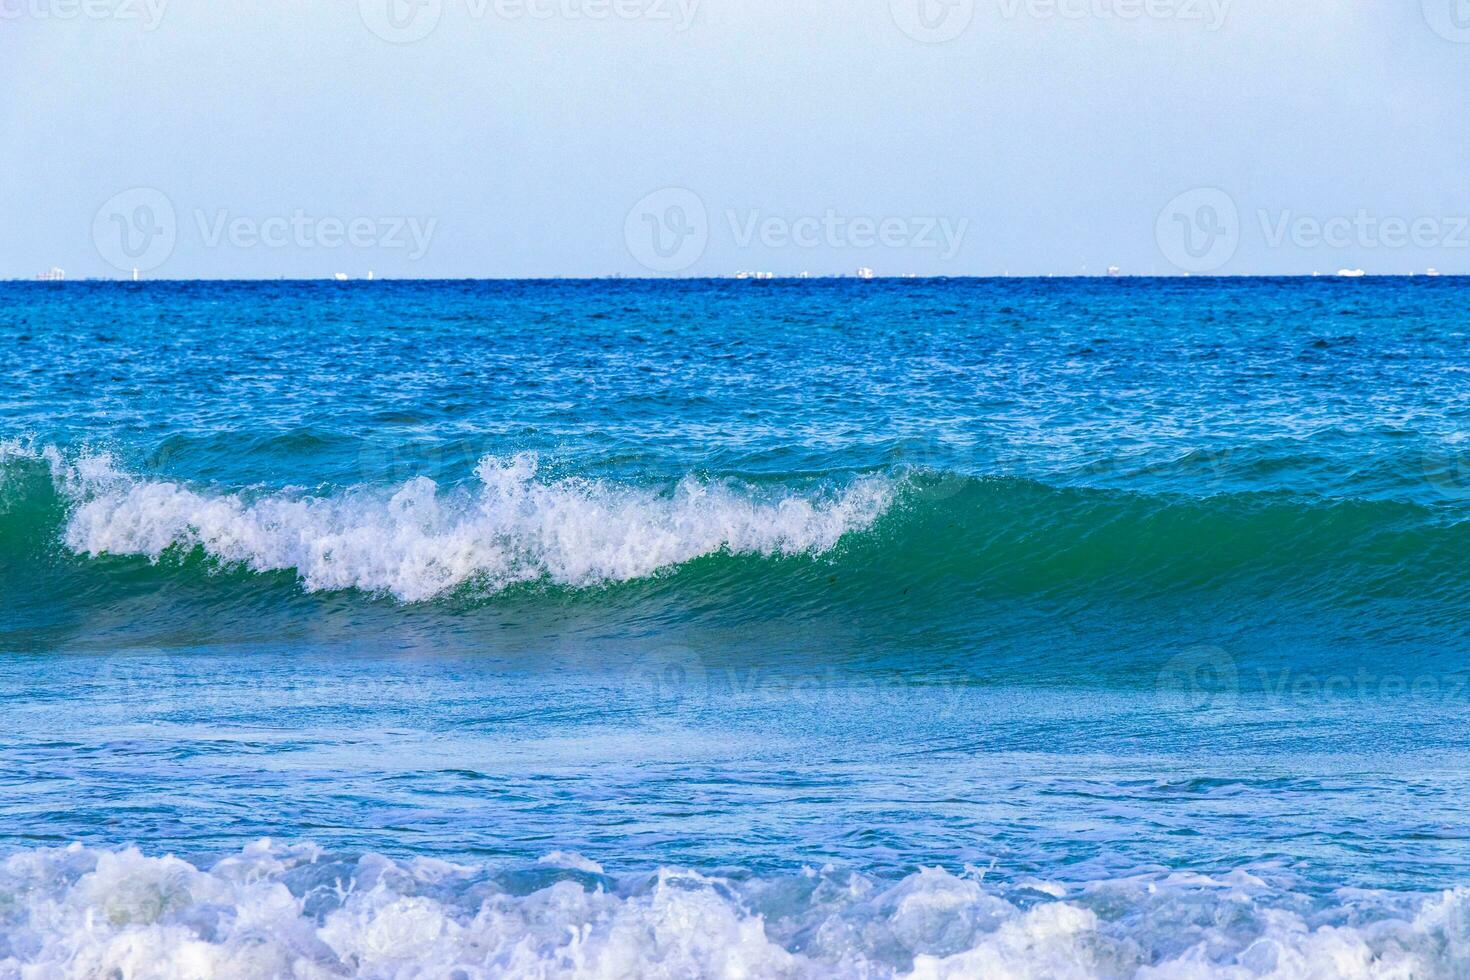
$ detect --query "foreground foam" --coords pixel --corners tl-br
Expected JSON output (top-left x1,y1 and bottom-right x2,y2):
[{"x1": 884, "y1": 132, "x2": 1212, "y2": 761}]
[
  {"x1": 27, "y1": 448, "x2": 894, "y2": 602},
  {"x1": 2, "y1": 842, "x2": 1468, "y2": 979}
]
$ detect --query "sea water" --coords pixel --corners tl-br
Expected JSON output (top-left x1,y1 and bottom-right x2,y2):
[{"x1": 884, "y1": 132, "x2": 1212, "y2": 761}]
[{"x1": 3, "y1": 278, "x2": 1470, "y2": 977}]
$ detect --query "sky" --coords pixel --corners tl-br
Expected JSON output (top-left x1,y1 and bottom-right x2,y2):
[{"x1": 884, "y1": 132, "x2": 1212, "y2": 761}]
[{"x1": 3, "y1": 0, "x2": 1469, "y2": 279}]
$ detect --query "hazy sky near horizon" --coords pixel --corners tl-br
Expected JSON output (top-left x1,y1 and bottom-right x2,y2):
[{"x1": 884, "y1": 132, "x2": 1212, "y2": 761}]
[{"x1": 4, "y1": 0, "x2": 1470, "y2": 278}]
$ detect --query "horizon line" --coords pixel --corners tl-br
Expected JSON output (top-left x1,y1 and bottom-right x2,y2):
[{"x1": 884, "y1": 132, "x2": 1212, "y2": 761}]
[{"x1": 4, "y1": 273, "x2": 1465, "y2": 284}]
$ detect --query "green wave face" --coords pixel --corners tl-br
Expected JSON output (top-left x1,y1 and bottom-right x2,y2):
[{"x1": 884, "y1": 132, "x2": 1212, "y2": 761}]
[{"x1": 5, "y1": 447, "x2": 1466, "y2": 685}]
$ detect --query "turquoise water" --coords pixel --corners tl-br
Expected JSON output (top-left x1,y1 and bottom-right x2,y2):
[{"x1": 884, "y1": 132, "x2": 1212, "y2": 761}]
[{"x1": 4, "y1": 278, "x2": 1470, "y2": 976}]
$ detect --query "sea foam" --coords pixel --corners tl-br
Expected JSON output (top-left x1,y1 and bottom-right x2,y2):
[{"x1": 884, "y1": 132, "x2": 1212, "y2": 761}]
[
  {"x1": 2, "y1": 842, "x2": 1468, "y2": 979},
  {"x1": 15, "y1": 445, "x2": 893, "y2": 603}
]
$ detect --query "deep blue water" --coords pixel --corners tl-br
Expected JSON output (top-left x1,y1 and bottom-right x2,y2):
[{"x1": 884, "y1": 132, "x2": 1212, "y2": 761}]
[{"x1": 3, "y1": 278, "x2": 1470, "y2": 977}]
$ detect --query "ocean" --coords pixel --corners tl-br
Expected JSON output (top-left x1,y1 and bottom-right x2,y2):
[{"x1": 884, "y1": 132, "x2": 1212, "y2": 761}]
[{"x1": 3, "y1": 277, "x2": 1470, "y2": 977}]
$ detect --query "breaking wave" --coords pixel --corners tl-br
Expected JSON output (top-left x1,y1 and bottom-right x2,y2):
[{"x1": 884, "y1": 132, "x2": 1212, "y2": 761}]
[
  {"x1": 1, "y1": 443, "x2": 894, "y2": 603},
  {"x1": 4, "y1": 441, "x2": 1469, "y2": 625},
  {"x1": 2, "y1": 841, "x2": 1469, "y2": 979}
]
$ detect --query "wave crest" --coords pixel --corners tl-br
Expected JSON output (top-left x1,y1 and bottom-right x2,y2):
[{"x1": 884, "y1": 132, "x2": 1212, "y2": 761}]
[
  {"x1": 3, "y1": 842, "x2": 1470, "y2": 979},
  {"x1": 24, "y1": 447, "x2": 894, "y2": 603}
]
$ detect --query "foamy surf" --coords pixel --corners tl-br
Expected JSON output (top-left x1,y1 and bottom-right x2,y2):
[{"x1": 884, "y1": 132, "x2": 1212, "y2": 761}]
[
  {"x1": 6, "y1": 444, "x2": 895, "y2": 603},
  {"x1": 2, "y1": 841, "x2": 1468, "y2": 979}
]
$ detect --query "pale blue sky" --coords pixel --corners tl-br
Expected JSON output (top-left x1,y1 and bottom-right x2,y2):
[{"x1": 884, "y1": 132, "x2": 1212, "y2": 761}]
[{"x1": 4, "y1": 0, "x2": 1469, "y2": 278}]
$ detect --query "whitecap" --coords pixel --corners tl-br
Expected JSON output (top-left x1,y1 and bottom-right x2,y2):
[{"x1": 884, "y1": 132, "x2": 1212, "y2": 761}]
[
  {"x1": 32, "y1": 448, "x2": 895, "y2": 603},
  {"x1": 2, "y1": 842, "x2": 1468, "y2": 979}
]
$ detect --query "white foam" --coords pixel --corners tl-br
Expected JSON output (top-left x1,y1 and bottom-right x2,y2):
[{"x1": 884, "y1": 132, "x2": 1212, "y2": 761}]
[
  {"x1": 31, "y1": 449, "x2": 894, "y2": 602},
  {"x1": 1, "y1": 842, "x2": 1468, "y2": 979},
  {"x1": 538, "y1": 851, "x2": 605, "y2": 875}
]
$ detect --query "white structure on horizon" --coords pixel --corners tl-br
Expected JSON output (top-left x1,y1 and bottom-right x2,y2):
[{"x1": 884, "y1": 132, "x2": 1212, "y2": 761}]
[
  {"x1": 1427, "y1": 268, "x2": 1441, "y2": 277},
  {"x1": 1336, "y1": 268, "x2": 1367, "y2": 278},
  {"x1": 855, "y1": 267, "x2": 875, "y2": 280},
  {"x1": 36, "y1": 267, "x2": 64, "y2": 282}
]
